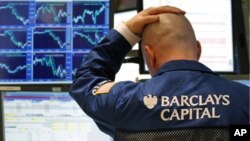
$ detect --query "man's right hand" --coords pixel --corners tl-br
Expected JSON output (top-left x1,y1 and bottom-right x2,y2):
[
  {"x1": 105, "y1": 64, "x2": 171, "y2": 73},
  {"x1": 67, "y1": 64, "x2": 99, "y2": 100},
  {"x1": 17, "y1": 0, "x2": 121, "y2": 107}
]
[{"x1": 125, "y1": 6, "x2": 185, "y2": 36}]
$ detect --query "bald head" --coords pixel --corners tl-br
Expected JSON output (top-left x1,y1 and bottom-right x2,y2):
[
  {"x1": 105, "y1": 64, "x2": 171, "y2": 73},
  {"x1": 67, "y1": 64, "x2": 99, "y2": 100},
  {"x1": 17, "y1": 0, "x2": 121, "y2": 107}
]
[
  {"x1": 141, "y1": 13, "x2": 201, "y2": 75},
  {"x1": 142, "y1": 13, "x2": 196, "y2": 51}
]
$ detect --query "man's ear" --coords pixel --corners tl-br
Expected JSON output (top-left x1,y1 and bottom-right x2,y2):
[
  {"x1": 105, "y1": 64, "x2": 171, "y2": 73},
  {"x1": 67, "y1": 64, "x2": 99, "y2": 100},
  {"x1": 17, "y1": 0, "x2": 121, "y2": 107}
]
[
  {"x1": 145, "y1": 45, "x2": 157, "y2": 75},
  {"x1": 196, "y1": 40, "x2": 202, "y2": 60}
]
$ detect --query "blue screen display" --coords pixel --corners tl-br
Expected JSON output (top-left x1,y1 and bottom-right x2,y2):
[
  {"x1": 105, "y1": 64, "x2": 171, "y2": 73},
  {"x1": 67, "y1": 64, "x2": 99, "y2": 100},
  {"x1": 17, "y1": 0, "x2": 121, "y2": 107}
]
[
  {"x1": 0, "y1": 0, "x2": 110, "y2": 84},
  {"x1": 73, "y1": 28, "x2": 107, "y2": 52},
  {"x1": 0, "y1": 1, "x2": 29, "y2": 25},
  {"x1": 72, "y1": 53, "x2": 87, "y2": 77},
  {"x1": 0, "y1": 53, "x2": 28, "y2": 80},
  {"x1": 35, "y1": 2, "x2": 69, "y2": 24},
  {"x1": 73, "y1": 1, "x2": 108, "y2": 25}
]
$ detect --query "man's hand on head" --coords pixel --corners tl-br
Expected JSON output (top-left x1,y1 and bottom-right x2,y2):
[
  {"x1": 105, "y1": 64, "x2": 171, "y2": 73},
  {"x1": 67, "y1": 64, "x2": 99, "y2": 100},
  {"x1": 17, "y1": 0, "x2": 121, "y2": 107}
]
[{"x1": 125, "y1": 6, "x2": 185, "y2": 36}]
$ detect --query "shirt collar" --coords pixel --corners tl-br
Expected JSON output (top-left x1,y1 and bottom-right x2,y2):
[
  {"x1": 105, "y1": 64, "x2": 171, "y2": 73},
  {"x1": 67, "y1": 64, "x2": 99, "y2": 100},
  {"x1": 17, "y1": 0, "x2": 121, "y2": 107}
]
[{"x1": 155, "y1": 60, "x2": 218, "y2": 76}]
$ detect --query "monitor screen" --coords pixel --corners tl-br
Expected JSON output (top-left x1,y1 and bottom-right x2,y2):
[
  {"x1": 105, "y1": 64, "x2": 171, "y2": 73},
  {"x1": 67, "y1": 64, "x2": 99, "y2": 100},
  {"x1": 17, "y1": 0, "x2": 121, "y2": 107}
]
[
  {"x1": 1, "y1": 91, "x2": 112, "y2": 141},
  {"x1": 0, "y1": 0, "x2": 112, "y2": 84},
  {"x1": 114, "y1": 10, "x2": 138, "y2": 50},
  {"x1": 140, "y1": 0, "x2": 235, "y2": 73}
]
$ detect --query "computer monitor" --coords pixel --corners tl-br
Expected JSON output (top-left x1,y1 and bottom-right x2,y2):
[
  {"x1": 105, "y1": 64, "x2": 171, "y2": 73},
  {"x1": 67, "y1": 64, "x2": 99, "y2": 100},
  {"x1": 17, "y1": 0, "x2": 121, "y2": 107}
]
[
  {"x1": 138, "y1": 0, "x2": 248, "y2": 74},
  {"x1": 114, "y1": 9, "x2": 138, "y2": 50},
  {"x1": 0, "y1": 0, "x2": 113, "y2": 84},
  {"x1": 1, "y1": 91, "x2": 112, "y2": 141}
]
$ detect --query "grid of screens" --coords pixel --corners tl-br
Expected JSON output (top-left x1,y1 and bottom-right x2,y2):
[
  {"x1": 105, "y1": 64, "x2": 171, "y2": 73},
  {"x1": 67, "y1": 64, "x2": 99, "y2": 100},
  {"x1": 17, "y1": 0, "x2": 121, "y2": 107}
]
[
  {"x1": 1, "y1": 91, "x2": 112, "y2": 141},
  {"x1": 141, "y1": 0, "x2": 234, "y2": 73},
  {"x1": 0, "y1": 0, "x2": 111, "y2": 84}
]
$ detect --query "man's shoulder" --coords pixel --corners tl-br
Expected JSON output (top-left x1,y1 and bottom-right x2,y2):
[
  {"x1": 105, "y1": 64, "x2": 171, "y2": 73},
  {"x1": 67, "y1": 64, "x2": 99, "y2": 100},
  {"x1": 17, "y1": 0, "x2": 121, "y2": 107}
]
[{"x1": 219, "y1": 77, "x2": 249, "y2": 90}]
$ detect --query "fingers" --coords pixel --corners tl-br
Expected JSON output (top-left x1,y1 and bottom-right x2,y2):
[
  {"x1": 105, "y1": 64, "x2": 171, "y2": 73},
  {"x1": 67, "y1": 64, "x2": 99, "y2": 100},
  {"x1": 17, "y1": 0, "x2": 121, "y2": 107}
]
[
  {"x1": 141, "y1": 15, "x2": 159, "y2": 25},
  {"x1": 125, "y1": 6, "x2": 185, "y2": 36}
]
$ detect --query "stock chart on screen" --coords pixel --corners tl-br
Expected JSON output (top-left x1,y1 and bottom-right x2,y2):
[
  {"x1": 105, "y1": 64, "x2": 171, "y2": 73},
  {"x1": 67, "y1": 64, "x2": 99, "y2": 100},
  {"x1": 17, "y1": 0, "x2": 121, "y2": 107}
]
[{"x1": 0, "y1": 0, "x2": 110, "y2": 84}]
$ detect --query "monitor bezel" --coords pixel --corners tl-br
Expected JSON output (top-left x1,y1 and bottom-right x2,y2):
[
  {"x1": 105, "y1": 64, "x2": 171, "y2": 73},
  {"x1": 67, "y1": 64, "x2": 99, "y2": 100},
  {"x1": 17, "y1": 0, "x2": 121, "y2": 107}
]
[{"x1": 0, "y1": 93, "x2": 4, "y2": 141}]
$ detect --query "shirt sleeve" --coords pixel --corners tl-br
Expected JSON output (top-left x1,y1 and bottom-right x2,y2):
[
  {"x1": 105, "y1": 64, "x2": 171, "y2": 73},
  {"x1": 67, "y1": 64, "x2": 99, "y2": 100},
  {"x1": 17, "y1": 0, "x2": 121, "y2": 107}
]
[
  {"x1": 114, "y1": 22, "x2": 141, "y2": 47},
  {"x1": 69, "y1": 28, "x2": 137, "y2": 137}
]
